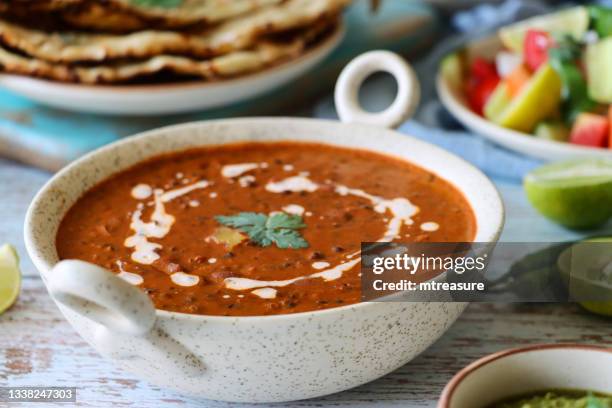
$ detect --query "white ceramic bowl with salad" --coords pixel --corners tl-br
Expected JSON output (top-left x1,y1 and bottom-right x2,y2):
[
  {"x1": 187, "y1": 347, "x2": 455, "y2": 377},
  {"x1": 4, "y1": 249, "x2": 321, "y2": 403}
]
[
  {"x1": 438, "y1": 6, "x2": 612, "y2": 161},
  {"x1": 438, "y1": 344, "x2": 612, "y2": 408}
]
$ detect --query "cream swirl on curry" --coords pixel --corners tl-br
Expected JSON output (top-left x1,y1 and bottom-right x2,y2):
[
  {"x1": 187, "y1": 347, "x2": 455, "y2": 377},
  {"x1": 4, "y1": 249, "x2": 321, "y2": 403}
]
[{"x1": 57, "y1": 142, "x2": 475, "y2": 316}]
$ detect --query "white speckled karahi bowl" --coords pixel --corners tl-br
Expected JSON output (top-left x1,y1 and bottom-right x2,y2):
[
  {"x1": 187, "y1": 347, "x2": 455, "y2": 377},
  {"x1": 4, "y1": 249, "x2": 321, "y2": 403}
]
[{"x1": 24, "y1": 52, "x2": 504, "y2": 403}]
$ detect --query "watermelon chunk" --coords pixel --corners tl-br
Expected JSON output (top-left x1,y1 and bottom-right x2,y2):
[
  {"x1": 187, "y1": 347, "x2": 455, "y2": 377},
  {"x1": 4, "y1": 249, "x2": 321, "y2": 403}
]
[
  {"x1": 466, "y1": 58, "x2": 500, "y2": 116},
  {"x1": 524, "y1": 30, "x2": 554, "y2": 72},
  {"x1": 609, "y1": 106, "x2": 612, "y2": 149},
  {"x1": 570, "y1": 113, "x2": 610, "y2": 148}
]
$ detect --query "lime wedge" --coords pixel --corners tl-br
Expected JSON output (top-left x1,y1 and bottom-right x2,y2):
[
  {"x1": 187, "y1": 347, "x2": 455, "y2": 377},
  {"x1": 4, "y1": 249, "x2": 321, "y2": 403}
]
[
  {"x1": 499, "y1": 7, "x2": 589, "y2": 52},
  {"x1": 558, "y1": 237, "x2": 612, "y2": 317},
  {"x1": 580, "y1": 301, "x2": 612, "y2": 317},
  {"x1": 524, "y1": 160, "x2": 612, "y2": 229},
  {"x1": 0, "y1": 244, "x2": 20, "y2": 314}
]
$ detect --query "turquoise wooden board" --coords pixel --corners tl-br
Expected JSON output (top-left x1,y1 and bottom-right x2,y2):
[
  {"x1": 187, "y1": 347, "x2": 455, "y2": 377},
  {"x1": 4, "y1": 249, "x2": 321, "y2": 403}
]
[{"x1": 0, "y1": 1, "x2": 440, "y2": 171}]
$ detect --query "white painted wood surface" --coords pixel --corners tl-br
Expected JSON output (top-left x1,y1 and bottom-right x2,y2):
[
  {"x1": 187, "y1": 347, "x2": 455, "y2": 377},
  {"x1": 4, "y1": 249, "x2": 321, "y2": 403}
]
[
  {"x1": 2, "y1": 278, "x2": 610, "y2": 407},
  {"x1": 0, "y1": 157, "x2": 610, "y2": 407}
]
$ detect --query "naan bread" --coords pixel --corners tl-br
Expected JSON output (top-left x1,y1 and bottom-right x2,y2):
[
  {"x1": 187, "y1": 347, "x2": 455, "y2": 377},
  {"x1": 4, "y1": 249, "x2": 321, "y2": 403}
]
[
  {"x1": 1, "y1": 0, "x2": 81, "y2": 11},
  {"x1": 0, "y1": 0, "x2": 348, "y2": 62},
  {"x1": 3, "y1": 0, "x2": 287, "y2": 31},
  {"x1": 0, "y1": 1, "x2": 143, "y2": 31},
  {"x1": 0, "y1": 21, "x2": 336, "y2": 84}
]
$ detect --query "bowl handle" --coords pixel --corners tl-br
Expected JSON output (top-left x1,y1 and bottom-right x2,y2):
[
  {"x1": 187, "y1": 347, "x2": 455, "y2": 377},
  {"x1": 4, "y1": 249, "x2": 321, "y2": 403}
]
[
  {"x1": 48, "y1": 260, "x2": 206, "y2": 376},
  {"x1": 48, "y1": 260, "x2": 156, "y2": 336},
  {"x1": 335, "y1": 50, "x2": 420, "y2": 129}
]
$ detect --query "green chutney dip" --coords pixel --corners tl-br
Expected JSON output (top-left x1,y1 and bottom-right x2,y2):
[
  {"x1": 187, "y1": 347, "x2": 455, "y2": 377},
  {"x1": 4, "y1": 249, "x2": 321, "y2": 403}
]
[{"x1": 489, "y1": 390, "x2": 612, "y2": 408}]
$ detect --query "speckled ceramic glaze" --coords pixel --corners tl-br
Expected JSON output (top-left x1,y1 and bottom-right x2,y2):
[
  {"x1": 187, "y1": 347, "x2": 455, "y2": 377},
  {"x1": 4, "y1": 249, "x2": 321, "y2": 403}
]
[{"x1": 24, "y1": 53, "x2": 504, "y2": 403}]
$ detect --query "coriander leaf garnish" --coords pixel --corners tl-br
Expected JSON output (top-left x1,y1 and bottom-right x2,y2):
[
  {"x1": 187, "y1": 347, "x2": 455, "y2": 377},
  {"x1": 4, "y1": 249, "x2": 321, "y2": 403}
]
[
  {"x1": 131, "y1": 0, "x2": 182, "y2": 8},
  {"x1": 215, "y1": 212, "x2": 308, "y2": 249},
  {"x1": 266, "y1": 212, "x2": 305, "y2": 230},
  {"x1": 266, "y1": 227, "x2": 308, "y2": 249},
  {"x1": 216, "y1": 212, "x2": 268, "y2": 230}
]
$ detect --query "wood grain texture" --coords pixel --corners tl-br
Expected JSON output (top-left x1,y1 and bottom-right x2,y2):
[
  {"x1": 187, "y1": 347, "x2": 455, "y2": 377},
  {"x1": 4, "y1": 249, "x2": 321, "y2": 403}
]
[
  {"x1": 1, "y1": 277, "x2": 610, "y2": 408},
  {"x1": 0, "y1": 159, "x2": 49, "y2": 277}
]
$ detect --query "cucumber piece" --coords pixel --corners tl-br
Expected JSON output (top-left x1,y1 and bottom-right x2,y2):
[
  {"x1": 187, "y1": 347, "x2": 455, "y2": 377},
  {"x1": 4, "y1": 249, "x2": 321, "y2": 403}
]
[
  {"x1": 586, "y1": 37, "x2": 612, "y2": 104},
  {"x1": 535, "y1": 121, "x2": 570, "y2": 142},
  {"x1": 440, "y1": 52, "x2": 465, "y2": 92}
]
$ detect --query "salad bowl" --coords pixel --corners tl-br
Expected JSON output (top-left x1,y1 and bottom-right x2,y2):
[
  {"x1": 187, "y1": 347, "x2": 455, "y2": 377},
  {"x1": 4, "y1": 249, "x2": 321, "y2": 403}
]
[{"x1": 438, "y1": 6, "x2": 612, "y2": 162}]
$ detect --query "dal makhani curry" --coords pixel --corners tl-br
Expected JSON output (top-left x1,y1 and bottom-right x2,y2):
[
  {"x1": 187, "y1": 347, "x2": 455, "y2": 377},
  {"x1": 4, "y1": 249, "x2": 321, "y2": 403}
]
[{"x1": 56, "y1": 142, "x2": 476, "y2": 316}]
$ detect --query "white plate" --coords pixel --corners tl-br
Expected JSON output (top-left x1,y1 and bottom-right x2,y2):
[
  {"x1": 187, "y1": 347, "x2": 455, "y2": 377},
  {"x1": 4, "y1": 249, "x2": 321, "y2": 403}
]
[
  {"x1": 0, "y1": 24, "x2": 344, "y2": 116},
  {"x1": 437, "y1": 36, "x2": 612, "y2": 162}
]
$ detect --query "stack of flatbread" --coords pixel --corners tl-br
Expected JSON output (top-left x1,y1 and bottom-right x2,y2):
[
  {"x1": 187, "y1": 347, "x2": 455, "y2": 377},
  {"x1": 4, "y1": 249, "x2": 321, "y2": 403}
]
[{"x1": 0, "y1": 0, "x2": 350, "y2": 84}]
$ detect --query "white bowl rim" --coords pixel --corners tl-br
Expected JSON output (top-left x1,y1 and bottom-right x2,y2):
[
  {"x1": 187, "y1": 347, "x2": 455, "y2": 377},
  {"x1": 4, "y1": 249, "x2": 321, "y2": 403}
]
[
  {"x1": 437, "y1": 343, "x2": 612, "y2": 408},
  {"x1": 436, "y1": 47, "x2": 612, "y2": 160},
  {"x1": 25, "y1": 117, "x2": 505, "y2": 322},
  {"x1": 0, "y1": 23, "x2": 345, "y2": 94}
]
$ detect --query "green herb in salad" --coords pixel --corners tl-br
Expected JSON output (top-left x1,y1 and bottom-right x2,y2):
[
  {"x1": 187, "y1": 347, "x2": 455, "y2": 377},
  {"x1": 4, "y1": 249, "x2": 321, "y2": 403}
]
[
  {"x1": 548, "y1": 35, "x2": 597, "y2": 124},
  {"x1": 215, "y1": 212, "x2": 309, "y2": 249},
  {"x1": 130, "y1": 0, "x2": 182, "y2": 8},
  {"x1": 587, "y1": 393, "x2": 607, "y2": 408},
  {"x1": 590, "y1": 6, "x2": 612, "y2": 38},
  {"x1": 489, "y1": 390, "x2": 612, "y2": 408}
]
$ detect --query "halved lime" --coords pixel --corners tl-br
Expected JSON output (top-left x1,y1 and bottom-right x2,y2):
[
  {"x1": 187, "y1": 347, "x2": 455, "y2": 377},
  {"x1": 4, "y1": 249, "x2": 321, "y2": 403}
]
[
  {"x1": 499, "y1": 7, "x2": 590, "y2": 52},
  {"x1": 558, "y1": 237, "x2": 612, "y2": 317},
  {"x1": 0, "y1": 244, "x2": 20, "y2": 314},
  {"x1": 524, "y1": 160, "x2": 612, "y2": 229}
]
